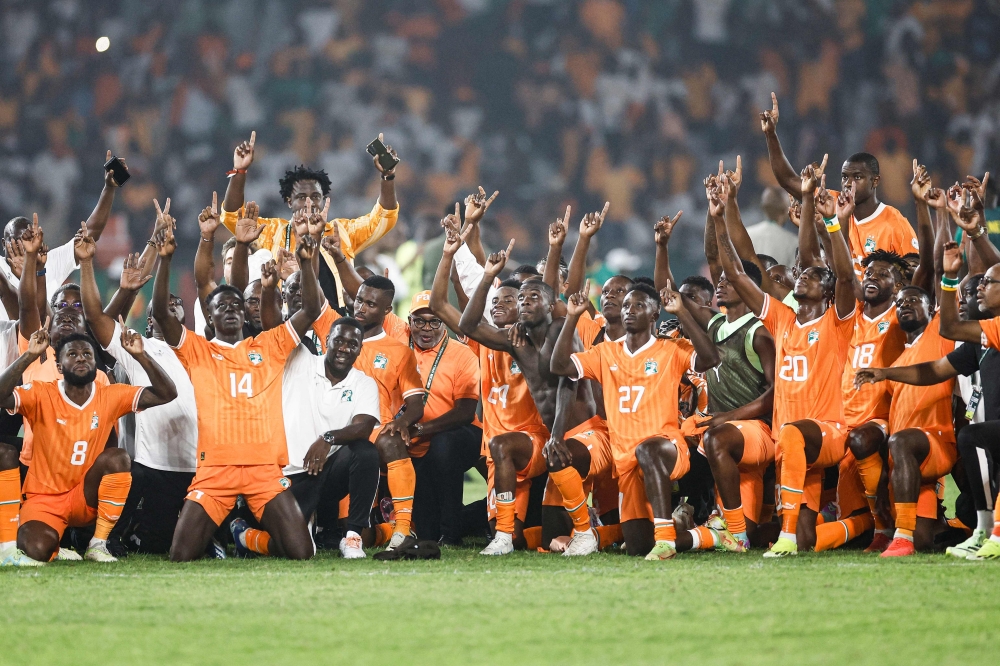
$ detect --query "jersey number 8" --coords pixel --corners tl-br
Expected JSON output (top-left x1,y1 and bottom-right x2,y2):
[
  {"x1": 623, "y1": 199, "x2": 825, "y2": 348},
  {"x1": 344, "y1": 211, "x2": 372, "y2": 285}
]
[
  {"x1": 778, "y1": 355, "x2": 808, "y2": 382},
  {"x1": 70, "y1": 440, "x2": 87, "y2": 466}
]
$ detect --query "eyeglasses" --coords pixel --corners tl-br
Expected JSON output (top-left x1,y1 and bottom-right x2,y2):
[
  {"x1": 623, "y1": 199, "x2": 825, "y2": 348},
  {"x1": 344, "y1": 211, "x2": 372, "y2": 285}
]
[
  {"x1": 409, "y1": 317, "x2": 443, "y2": 330},
  {"x1": 981, "y1": 277, "x2": 1000, "y2": 287}
]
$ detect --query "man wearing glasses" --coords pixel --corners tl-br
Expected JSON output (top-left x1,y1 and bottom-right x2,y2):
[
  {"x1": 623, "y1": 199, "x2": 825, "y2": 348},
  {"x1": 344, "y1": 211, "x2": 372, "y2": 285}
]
[{"x1": 401, "y1": 291, "x2": 482, "y2": 545}]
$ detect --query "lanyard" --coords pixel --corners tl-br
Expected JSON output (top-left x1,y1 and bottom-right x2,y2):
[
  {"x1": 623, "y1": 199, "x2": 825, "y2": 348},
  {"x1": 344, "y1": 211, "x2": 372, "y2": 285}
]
[
  {"x1": 411, "y1": 335, "x2": 448, "y2": 405},
  {"x1": 284, "y1": 222, "x2": 292, "y2": 250}
]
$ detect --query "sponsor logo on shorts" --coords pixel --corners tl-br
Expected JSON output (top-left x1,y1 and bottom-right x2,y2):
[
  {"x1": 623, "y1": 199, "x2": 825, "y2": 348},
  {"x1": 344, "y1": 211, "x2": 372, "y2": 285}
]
[
  {"x1": 91, "y1": 414, "x2": 99, "y2": 430},
  {"x1": 510, "y1": 361, "x2": 521, "y2": 375},
  {"x1": 341, "y1": 389, "x2": 353, "y2": 402},
  {"x1": 279, "y1": 477, "x2": 290, "y2": 489},
  {"x1": 248, "y1": 351, "x2": 263, "y2": 365},
  {"x1": 877, "y1": 321, "x2": 890, "y2": 334},
  {"x1": 807, "y1": 330, "x2": 819, "y2": 344},
  {"x1": 644, "y1": 359, "x2": 658, "y2": 375},
  {"x1": 373, "y1": 352, "x2": 388, "y2": 369},
  {"x1": 200, "y1": 452, "x2": 206, "y2": 461}
]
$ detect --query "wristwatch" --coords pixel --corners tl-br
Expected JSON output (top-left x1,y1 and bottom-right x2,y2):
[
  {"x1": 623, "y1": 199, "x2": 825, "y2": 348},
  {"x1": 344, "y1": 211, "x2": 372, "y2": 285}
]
[
  {"x1": 322, "y1": 431, "x2": 336, "y2": 445},
  {"x1": 412, "y1": 423, "x2": 424, "y2": 437}
]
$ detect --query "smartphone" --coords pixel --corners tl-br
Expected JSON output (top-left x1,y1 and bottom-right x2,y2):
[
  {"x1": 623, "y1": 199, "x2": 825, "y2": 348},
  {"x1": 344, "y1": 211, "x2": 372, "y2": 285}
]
[
  {"x1": 366, "y1": 137, "x2": 399, "y2": 172},
  {"x1": 103, "y1": 155, "x2": 130, "y2": 186}
]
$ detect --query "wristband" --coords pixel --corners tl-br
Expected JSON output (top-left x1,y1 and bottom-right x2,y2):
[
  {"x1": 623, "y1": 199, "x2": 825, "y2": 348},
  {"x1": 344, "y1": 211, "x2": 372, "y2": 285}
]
[
  {"x1": 381, "y1": 173, "x2": 395, "y2": 181},
  {"x1": 941, "y1": 276, "x2": 960, "y2": 291},
  {"x1": 968, "y1": 226, "x2": 986, "y2": 240},
  {"x1": 823, "y1": 218, "x2": 841, "y2": 233},
  {"x1": 35, "y1": 268, "x2": 46, "y2": 276},
  {"x1": 226, "y1": 168, "x2": 248, "y2": 177}
]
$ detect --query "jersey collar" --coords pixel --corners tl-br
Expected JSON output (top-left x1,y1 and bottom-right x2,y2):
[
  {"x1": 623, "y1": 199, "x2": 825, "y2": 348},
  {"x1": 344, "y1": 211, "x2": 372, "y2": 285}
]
[
  {"x1": 623, "y1": 335, "x2": 655, "y2": 357},
  {"x1": 365, "y1": 330, "x2": 387, "y2": 343},
  {"x1": 854, "y1": 202, "x2": 886, "y2": 226},
  {"x1": 58, "y1": 380, "x2": 95, "y2": 411}
]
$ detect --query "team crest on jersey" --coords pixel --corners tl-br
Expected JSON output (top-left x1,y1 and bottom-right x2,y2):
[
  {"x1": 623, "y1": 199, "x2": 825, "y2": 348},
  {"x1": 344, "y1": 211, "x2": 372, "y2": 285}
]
[
  {"x1": 279, "y1": 477, "x2": 290, "y2": 489},
  {"x1": 807, "y1": 330, "x2": 820, "y2": 344},
  {"x1": 248, "y1": 351, "x2": 263, "y2": 365},
  {"x1": 510, "y1": 361, "x2": 521, "y2": 375},
  {"x1": 864, "y1": 236, "x2": 876, "y2": 253},
  {"x1": 90, "y1": 414, "x2": 99, "y2": 430},
  {"x1": 341, "y1": 389, "x2": 353, "y2": 402},
  {"x1": 373, "y1": 353, "x2": 388, "y2": 369},
  {"x1": 644, "y1": 359, "x2": 658, "y2": 375},
  {"x1": 877, "y1": 321, "x2": 890, "y2": 334}
]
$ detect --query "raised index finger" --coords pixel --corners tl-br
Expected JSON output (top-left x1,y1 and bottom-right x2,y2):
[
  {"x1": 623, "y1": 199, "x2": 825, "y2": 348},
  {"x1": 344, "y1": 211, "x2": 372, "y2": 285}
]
[
  {"x1": 249, "y1": 130, "x2": 256, "y2": 148},
  {"x1": 212, "y1": 191, "x2": 218, "y2": 214},
  {"x1": 153, "y1": 198, "x2": 163, "y2": 219},
  {"x1": 505, "y1": 238, "x2": 516, "y2": 256}
]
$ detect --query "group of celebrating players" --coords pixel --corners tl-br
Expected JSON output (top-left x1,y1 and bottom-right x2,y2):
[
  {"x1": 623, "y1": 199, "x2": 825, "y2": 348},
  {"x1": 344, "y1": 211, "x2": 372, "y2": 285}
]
[{"x1": 2, "y1": 92, "x2": 999, "y2": 567}]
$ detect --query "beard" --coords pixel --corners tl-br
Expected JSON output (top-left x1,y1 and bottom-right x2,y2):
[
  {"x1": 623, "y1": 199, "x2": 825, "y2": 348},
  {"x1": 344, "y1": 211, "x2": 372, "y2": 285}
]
[
  {"x1": 63, "y1": 367, "x2": 97, "y2": 387},
  {"x1": 898, "y1": 317, "x2": 925, "y2": 333}
]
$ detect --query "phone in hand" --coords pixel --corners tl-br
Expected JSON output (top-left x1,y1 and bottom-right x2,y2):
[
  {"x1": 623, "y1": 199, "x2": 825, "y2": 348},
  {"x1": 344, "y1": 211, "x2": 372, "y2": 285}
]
[
  {"x1": 366, "y1": 137, "x2": 399, "y2": 173},
  {"x1": 103, "y1": 155, "x2": 130, "y2": 186}
]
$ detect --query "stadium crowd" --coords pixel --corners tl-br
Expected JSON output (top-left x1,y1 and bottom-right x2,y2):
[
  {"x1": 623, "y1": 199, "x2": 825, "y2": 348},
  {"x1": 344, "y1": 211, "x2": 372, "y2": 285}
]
[{"x1": 0, "y1": 81, "x2": 999, "y2": 563}]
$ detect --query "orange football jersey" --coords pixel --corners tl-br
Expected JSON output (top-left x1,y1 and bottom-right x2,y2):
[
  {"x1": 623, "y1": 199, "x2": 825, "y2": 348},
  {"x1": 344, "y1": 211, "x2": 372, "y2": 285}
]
[
  {"x1": 309, "y1": 302, "x2": 338, "y2": 353},
  {"x1": 172, "y1": 322, "x2": 299, "y2": 466},
  {"x1": 576, "y1": 312, "x2": 604, "y2": 350},
  {"x1": 382, "y1": 311, "x2": 411, "y2": 345},
  {"x1": 354, "y1": 330, "x2": 425, "y2": 425},
  {"x1": 841, "y1": 306, "x2": 906, "y2": 427},
  {"x1": 979, "y1": 316, "x2": 1000, "y2": 351},
  {"x1": 759, "y1": 294, "x2": 853, "y2": 427},
  {"x1": 571, "y1": 336, "x2": 694, "y2": 473},
  {"x1": 16, "y1": 332, "x2": 110, "y2": 466},
  {"x1": 887, "y1": 316, "x2": 956, "y2": 439},
  {"x1": 13, "y1": 381, "x2": 142, "y2": 495},
  {"x1": 466, "y1": 339, "x2": 545, "y2": 442},
  {"x1": 847, "y1": 203, "x2": 918, "y2": 277}
]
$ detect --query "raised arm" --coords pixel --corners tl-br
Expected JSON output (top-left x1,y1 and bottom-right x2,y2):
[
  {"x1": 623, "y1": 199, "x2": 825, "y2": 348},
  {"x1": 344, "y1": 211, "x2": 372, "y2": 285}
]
[
  {"x1": 760, "y1": 93, "x2": 805, "y2": 201},
  {"x1": 0, "y1": 328, "x2": 48, "y2": 410},
  {"x1": 373, "y1": 133, "x2": 399, "y2": 211},
  {"x1": 949, "y1": 184, "x2": 1000, "y2": 273},
  {"x1": 430, "y1": 216, "x2": 472, "y2": 334},
  {"x1": 797, "y1": 166, "x2": 824, "y2": 268},
  {"x1": 458, "y1": 240, "x2": 516, "y2": 351},
  {"x1": 566, "y1": 203, "x2": 609, "y2": 298},
  {"x1": 653, "y1": 211, "x2": 682, "y2": 292},
  {"x1": 194, "y1": 194, "x2": 221, "y2": 323},
  {"x1": 151, "y1": 220, "x2": 183, "y2": 347},
  {"x1": 77, "y1": 228, "x2": 117, "y2": 347},
  {"x1": 17, "y1": 214, "x2": 43, "y2": 335},
  {"x1": 550, "y1": 284, "x2": 590, "y2": 377},
  {"x1": 322, "y1": 224, "x2": 364, "y2": 302},
  {"x1": 908, "y1": 161, "x2": 936, "y2": 294},
  {"x1": 222, "y1": 132, "x2": 254, "y2": 213},
  {"x1": 462, "y1": 186, "x2": 497, "y2": 266},
  {"x1": 713, "y1": 188, "x2": 767, "y2": 316},
  {"x1": 704, "y1": 206, "x2": 722, "y2": 288},
  {"x1": 258, "y1": 260, "x2": 282, "y2": 331},
  {"x1": 854, "y1": 356, "x2": 959, "y2": 389},
  {"x1": 85, "y1": 151, "x2": 127, "y2": 241},
  {"x1": 543, "y1": 206, "x2": 569, "y2": 296},
  {"x1": 824, "y1": 182, "x2": 858, "y2": 318},
  {"x1": 230, "y1": 201, "x2": 264, "y2": 293},
  {"x1": 939, "y1": 241, "x2": 984, "y2": 343},
  {"x1": 662, "y1": 286, "x2": 720, "y2": 372},
  {"x1": 119, "y1": 322, "x2": 178, "y2": 408},
  {"x1": 286, "y1": 236, "x2": 322, "y2": 339}
]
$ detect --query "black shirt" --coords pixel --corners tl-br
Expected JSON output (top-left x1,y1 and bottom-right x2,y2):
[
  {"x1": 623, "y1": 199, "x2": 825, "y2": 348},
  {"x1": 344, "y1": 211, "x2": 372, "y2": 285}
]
[{"x1": 947, "y1": 342, "x2": 1000, "y2": 421}]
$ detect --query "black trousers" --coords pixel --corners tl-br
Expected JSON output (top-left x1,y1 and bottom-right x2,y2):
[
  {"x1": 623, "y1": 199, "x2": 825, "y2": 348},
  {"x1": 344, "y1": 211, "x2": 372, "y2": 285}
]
[
  {"x1": 109, "y1": 461, "x2": 194, "y2": 554},
  {"x1": 957, "y1": 421, "x2": 1000, "y2": 513},
  {"x1": 292, "y1": 439, "x2": 380, "y2": 535},
  {"x1": 412, "y1": 424, "x2": 482, "y2": 543}
]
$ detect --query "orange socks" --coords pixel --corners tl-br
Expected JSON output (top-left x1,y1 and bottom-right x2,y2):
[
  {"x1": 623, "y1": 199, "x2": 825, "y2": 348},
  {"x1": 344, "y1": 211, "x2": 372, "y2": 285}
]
[
  {"x1": 374, "y1": 522, "x2": 393, "y2": 547},
  {"x1": 653, "y1": 518, "x2": 676, "y2": 545},
  {"x1": 994, "y1": 501, "x2": 1000, "y2": 538},
  {"x1": 495, "y1": 491, "x2": 516, "y2": 534},
  {"x1": 549, "y1": 467, "x2": 591, "y2": 534},
  {"x1": 0, "y1": 468, "x2": 20, "y2": 546},
  {"x1": 242, "y1": 527, "x2": 271, "y2": 555},
  {"x1": 688, "y1": 525, "x2": 717, "y2": 550},
  {"x1": 777, "y1": 426, "x2": 807, "y2": 540},
  {"x1": 721, "y1": 506, "x2": 747, "y2": 537},
  {"x1": 856, "y1": 453, "x2": 886, "y2": 529},
  {"x1": 596, "y1": 524, "x2": 623, "y2": 550},
  {"x1": 894, "y1": 502, "x2": 917, "y2": 540},
  {"x1": 386, "y1": 459, "x2": 415, "y2": 537},
  {"x1": 522, "y1": 526, "x2": 542, "y2": 551},
  {"x1": 94, "y1": 472, "x2": 131, "y2": 541},
  {"x1": 814, "y1": 513, "x2": 874, "y2": 551}
]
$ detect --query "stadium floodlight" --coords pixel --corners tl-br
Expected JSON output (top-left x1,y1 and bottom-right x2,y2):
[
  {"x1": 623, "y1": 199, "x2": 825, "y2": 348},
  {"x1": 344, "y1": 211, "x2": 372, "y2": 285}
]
[{"x1": 95, "y1": 36, "x2": 110, "y2": 52}]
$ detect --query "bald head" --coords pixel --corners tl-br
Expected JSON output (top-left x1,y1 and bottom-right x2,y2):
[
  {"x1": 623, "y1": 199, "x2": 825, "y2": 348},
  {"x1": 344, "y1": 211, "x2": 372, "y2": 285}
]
[{"x1": 761, "y1": 187, "x2": 788, "y2": 224}]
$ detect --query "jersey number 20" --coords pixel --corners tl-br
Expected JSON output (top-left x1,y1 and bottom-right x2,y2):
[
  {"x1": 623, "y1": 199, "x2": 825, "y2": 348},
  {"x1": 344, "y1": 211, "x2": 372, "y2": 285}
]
[
  {"x1": 230, "y1": 372, "x2": 253, "y2": 398},
  {"x1": 778, "y1": 355, "x2": 808, "y2": 382}
]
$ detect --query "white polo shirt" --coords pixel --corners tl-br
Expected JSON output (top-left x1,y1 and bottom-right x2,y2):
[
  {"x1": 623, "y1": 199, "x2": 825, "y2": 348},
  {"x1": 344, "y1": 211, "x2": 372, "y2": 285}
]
[
  {"x1": 281, "y1": 346, "x2": 380, "y2": 475},
  {"x1": 105, "y1": 322, "x2": 199, "y2": 472},
  {"x1": 0, "y1": 239, "x2": 79, "y2": 320}
]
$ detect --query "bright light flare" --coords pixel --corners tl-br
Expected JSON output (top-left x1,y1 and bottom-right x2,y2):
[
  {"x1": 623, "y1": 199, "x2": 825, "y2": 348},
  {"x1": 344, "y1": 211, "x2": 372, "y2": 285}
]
[{"x1": 95, "y1": 36, "x2": 110, "y2": 53}]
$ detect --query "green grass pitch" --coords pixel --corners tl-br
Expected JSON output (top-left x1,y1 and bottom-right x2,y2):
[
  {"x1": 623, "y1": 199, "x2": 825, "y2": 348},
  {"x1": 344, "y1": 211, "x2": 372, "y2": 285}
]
[{"x1": 1, "y1": 478, "x2": 996, "y2": 665}]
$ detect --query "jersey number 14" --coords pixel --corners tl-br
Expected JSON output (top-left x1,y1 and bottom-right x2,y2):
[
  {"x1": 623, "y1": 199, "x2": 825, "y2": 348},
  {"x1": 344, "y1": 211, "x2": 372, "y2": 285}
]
[{"x1": 230, "y1": 372, "x2": 253, "y2": 398}]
